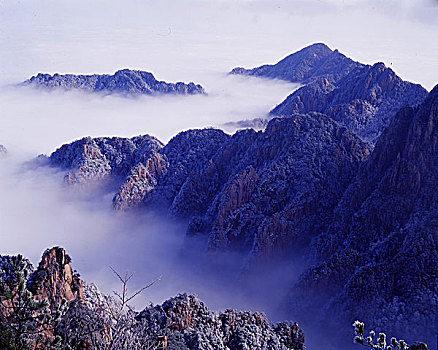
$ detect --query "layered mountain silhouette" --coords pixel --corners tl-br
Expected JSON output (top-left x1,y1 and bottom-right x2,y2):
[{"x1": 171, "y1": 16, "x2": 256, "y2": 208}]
[
  {"x1": 34, "y1": 44, "x2": 437, "y2": 346},
  {"x1": 231, "y1": 43, "x2": 427, "y2": 142},
  {"x1": 46, "y1": 114, "x2": 370, "y2": 268},
  {"x1": 23, "y1": 69, "x2": 205, "y2": 95},
  {"x1": 288, "y1": 85, "x2": 438, "y2": 344}
]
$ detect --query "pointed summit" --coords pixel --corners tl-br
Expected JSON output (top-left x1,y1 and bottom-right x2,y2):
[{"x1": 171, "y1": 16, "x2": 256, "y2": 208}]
[{"x1": 230, "y1": 42, "x2": 362, "y2": 83}]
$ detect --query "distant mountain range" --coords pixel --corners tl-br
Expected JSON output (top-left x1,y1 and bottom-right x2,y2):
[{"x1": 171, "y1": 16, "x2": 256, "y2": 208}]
[
  {"x1": 23, "y1": 69, "x2": 205, "y2": 95},
  {"x1": 231, "y1": 43, "x2": 427, "y2": 143},
  {"x1": 24, "y1": 43, "x2": 437, "y2": 345}
]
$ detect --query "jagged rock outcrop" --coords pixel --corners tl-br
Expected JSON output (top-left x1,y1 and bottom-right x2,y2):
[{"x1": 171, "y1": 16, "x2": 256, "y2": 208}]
[
  {"x1": 232, "y1": 43, "x2": 428, "y2": 143},
  {"x1": 23, "y1": 69, "x2": 205, "y2": 95},
  {"x1": 287, "y1": 85, "x2": 438, "y2": 345},
  {"x1": 113, "y1": 150, "x2": 167, "y2": 210},
  {"x1": 0, "y1": 144, "x2": 7, "y2": 158},
  {"x1": 271, "y1": 62, "x2": 427, "y2": 142},
  {"x1": 176, "y1": 114, "x2": 370, "y2": 266},
  {"x1": 151, "y1": 128, "x2": 231, "y2": 211},
  {"x1": 49, "y1": 135, "x2": 163, "y2": 185},
  {"x1": 47, "y1": 114, "x2": 370, "y2": 267},
  {"x1": 139, "y1": 293, "x2": 305, "y2": 350},
  {"x1": 27, "y1": 247, "x2": 83, "y2": 305},
  {"x1": 48, "y1": 129, "x2": 229, "y2": 211}
]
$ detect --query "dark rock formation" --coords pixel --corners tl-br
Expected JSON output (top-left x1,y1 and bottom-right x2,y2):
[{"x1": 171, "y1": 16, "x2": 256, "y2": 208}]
[
  {"x1": 287, "y1": 85, "x2": 438, "y2": 345},
  {"x1": 47, "y1": 114, "x2": 370, "y2": 268},
  {"x1": 232, "y1": 43, "x2": 428, "y2": 143},
  {"x1": 178, "y1": 114, "x2": 370, "y2": 267},
  {"x1": 139, "y1": 293, "x2": 305, "y2": 350},
  {"x1": 230, "y1": 43, "x2": 361, "y2": 84},
  {"x1": 23, "y1": 69, "x2": 206, "y2": 95},
  {"x1": 0, "y1": 144, "x2": 7, "y2": 158},
  {"x1": 50, "y1": 135, "x2": 163, "y2": 185},
  {"x1": 27, "y1": 247, "x2": 83, "y2": 305},
  {"x1": 149, "y1": 128, "x2": 231, "y2": 211},
  {"x1": 271, "y1": 63, "x2": 427, "y2": 142}
]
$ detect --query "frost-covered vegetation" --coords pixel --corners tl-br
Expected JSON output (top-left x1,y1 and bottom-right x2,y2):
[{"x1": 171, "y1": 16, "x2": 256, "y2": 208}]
[
  {"x1": 352, "y1": 321, "x2": 427, "y2": 350},
  {"x1": 1, "y1": 249, "x2": 305, "y2": 350}
]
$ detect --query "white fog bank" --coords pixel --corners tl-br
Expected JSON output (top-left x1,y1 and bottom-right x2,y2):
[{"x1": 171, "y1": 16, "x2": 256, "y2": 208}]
[{"x1": 0, "y1": 74, "x2": 297, "y2": 155}]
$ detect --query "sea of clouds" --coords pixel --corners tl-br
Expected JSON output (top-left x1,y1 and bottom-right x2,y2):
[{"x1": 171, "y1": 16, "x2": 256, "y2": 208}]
[{"x1": 1, "y1": 0, "x2": 437, "y2": 348}]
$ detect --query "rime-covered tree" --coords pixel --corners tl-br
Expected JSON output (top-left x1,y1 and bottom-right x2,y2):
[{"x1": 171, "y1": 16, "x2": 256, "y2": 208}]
[
  {"x1": 352, "y1": 321, "x2": 428, "y2": 350},
  {"x1": 56, "y1": 267, "x2": 162, "y2": 350},
  {"x1": 0, "y1": 254, "x2": 66, "y2": 350}
]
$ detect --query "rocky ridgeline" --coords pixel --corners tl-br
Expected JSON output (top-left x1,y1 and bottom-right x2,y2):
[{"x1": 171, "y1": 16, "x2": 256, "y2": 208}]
[
  {"x1": 23, "y1": 69, "x2": 205, "y2": 95},
  {"x1": 231, "y1": 43, "x2": 362, "y2": 84},
  {"x1": 50, "y1": 135, "x2": 163, "y2": 185},
  {"x1": 139, "y1": 293, "x2": 305, "y2": 350},
  {"x1": 0, "y1": 247, "x2": 83, "y2": 323},
  {"x1": 47, "y1": 114, "x2": 370, "y2": 268},
  {"x1": 1, "y1": 248, "x2": 306, "y2": 350},
  {"x1": 42, "y1": 87, "x2": 438, "y2": 346},
  {"x1": 288, "y1": 85, "x2": 438, "y2": 344},
  {"x1": 231, "y1": 43, "x2": 427, "y2": 143}
]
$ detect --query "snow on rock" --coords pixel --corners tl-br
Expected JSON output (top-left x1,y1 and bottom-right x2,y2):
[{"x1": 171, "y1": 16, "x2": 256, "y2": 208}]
[
  {"x1": 23, "y1": 69, "x2": 206, "y2": 96},
  {"x1": 231, "y1": 43, "x2": 427, "y2": 143},
  {"x1": 139, "y1": 293, "x2": 305, "y2": 350}
]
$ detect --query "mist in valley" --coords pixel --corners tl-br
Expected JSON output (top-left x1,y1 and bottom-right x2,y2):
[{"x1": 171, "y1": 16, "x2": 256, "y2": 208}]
[{"x1": 1, "y1": 0, "x2": 438, "y2": 349}]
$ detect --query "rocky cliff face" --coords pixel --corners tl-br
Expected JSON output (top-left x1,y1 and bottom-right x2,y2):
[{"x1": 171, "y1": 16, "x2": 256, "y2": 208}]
[
  {"x1": 287, "y1": 85, "x2": 438, "y2": 345},
  {"x1": 49, "y1": 134, "x2": 163, "y2": 185},
  {"x1": 23, "y1": 69, "x2": 206, "y2": 95},
  {"x1": 179, "y1": 114, "x2": 370, "y2": 267},
  {"x1": 48, "y1": 129, "x2": 230, "y2": 211},
  {"x1": 47, "y1": 114, "x2": 370, "y2": 268},
  {"x1": 230, "y1": 43, "x2": 362, "y2": 84},
  {"x1": 139, "y1": 293, "x2": 305, "y2": 350},
  {"x1": 232, "y1": 43, "x2": 427, "y2": 143},
  {"x1": 27, "y1": 247, "x2": 83, "y2": 305},
  {"x1": 271, "y1": 62, "x2": 427, "y2": 142}
]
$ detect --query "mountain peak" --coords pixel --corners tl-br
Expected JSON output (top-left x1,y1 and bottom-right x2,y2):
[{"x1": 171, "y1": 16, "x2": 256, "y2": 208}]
[
  {"x1": 27, "y1": 247, "x2": 84, "y2": 305},
  {"x1": 230, "y1": 42, "x2": 362, "y2": 84},
  {"x1": 299, "y1": 42, "x2": 332, "y2": 53},
  {"x1": 251, "y1": 45, "x2": 428, "y2": 143},
  {"x1": 23, "y1": 69, "x2": 205, "y2": 95}
]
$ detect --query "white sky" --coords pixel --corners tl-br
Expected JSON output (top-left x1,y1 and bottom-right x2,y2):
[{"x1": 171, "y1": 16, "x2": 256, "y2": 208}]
[{"x1": 0, "y1": 0, "x2": 437, "y2": 89}]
